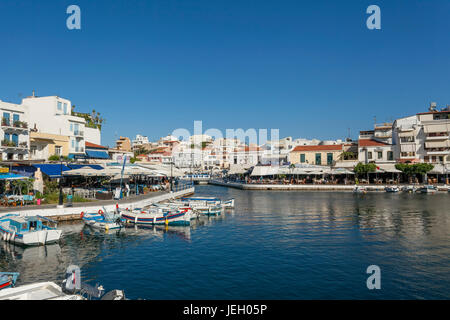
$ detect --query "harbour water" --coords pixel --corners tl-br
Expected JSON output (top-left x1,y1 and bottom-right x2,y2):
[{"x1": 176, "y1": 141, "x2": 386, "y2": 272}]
[{"x1": 1, "y1": 185, "x2": 450, "y2": 299}]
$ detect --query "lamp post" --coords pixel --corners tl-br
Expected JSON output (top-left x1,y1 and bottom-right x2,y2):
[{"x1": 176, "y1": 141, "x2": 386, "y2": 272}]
[
  {"x1": 170, "y1": 160, "x2": 173, "y2": 192},
  {"x1": 58, "y1": 156, "x2": 64, "y2": 206}
]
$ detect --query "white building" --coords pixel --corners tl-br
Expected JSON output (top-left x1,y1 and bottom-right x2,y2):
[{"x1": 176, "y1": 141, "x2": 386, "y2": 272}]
[
  {"x1": 0, "y1": 100, "x2": 30, "y2": 161},
  {"x1": 22, "y1": 95, "x2": 88, "y2": 159},
  {"x1": 132, "y1": 134, "x2": 150, "y2": 147}
]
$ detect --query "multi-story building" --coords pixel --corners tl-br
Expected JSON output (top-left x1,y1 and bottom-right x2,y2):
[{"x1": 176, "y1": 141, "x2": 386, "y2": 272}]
[
  {"x1": 417, "y1": 106, "x2": 450, "y2": 164},
  {"x1": 132, "y1": 134, "x2": 149, "y2": 147},
  {"x1": 392, "y1": 115, "x2": 421, "y2": 163},
  {"x1": 0, "y1": 100, "x2": 30, "y2": 161},
  {"x1": 115, "y1": 136, "x2": 132, "y2": 152},
  {"x1": 22, "y1": 95, "x2": 87, "y2": 159},
  {"x1": 289, "y1": 144, "x2": 344, "y2": 166}
]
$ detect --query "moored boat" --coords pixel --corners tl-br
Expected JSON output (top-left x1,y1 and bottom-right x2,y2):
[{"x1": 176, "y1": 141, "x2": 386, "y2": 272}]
[
  {"x1": 0, "y1": 272, "x2": 19, "y2": 290},
  {"x1": 121, "y1": 207, "x2": 191, "y2": 226},
  {"x1": 353, "y1": 186, "x2": 367, "y2": 194},
  {"x1": 81, "y1": 207, "x2": 125, "y2": 231},
  {"x1": 418, "y1": 185, "x2": 437, "y2": 194},
  {"x1": 385, "y1": 186, "x2": 400, "y2": 193},
  {"x1": 0, "y1": 215, "x2": 62, "y2": 246}
]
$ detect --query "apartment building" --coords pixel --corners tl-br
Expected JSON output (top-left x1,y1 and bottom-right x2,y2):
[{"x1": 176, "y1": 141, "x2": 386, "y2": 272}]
[
  {"x1": 0, "y1": 100, "x2": 30, "y2": 161},
  {"x1": 22, "y1": 95, "x2": 87, "y2": 159},
  {"x1": 115, "y1": 136, "x2": 132, "y2": 152}
]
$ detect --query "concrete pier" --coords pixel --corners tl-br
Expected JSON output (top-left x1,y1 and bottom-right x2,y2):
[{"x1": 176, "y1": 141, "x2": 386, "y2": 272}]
[{"x1": 0, "y1": 187, "x2": 195, "y2": 221}]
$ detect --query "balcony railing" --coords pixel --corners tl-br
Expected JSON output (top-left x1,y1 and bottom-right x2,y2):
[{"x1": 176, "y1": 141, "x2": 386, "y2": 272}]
[
  {"x1": 1, "y1": 140, "x2": 28, "y2": 149},
  {"x1": 1, "y1": 118, "x2": 28, "y2": 130},
  {"x1": 74, "y1": 131, "x2": 84, "y2": 137},
  {"x1": 75, "y1": 147, "x2": 84, "y2": 153}
]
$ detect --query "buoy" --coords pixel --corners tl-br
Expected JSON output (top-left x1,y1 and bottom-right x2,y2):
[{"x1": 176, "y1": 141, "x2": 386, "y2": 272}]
[
  {"x1": 165, "y1": 218, "x2": 169, "y2": 226},
  {"x1": 98, "y1": 209, "x2": 104, "y2": 215},
  {"x1": 80, "y1": 212, "x2": 85, "y2": 218}
]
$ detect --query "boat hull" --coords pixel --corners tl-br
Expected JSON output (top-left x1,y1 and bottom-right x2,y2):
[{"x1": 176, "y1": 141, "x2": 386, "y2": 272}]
[{"x1": 121, "y1": 210, "x2": 191, "y2": 226}]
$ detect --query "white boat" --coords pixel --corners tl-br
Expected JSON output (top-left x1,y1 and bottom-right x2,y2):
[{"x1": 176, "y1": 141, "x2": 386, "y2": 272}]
[
  {"x1": 385, "y1": 186, "x2": 400, "y2": 193},
  {"x1": 353, "y1": 186, "x2": 367, "y2": 194},
  {"x1": 0, "y1": 215, "x2": 62, "y2": 246},
  {"x1": 0, "y1": 281, "x2": 84, "y2": 300},
  {"x1": 418, "y1": 185, "x2": 437, "y2": 194},
  {"x1": 121, "y1": 207, "x2": 191, "y2": 226},
  {"x1": 402, "y1": 185, "x2": 416, "y2": 193},
  {"x1": 179, "y1": 196, "x2": 235, "y2": 208},
  {"x1": 0, "y1": 265, "x2": 126, "y2": 300},
  {"x1": 81, "y1": 207, "x2": 125, "y2": 231}
]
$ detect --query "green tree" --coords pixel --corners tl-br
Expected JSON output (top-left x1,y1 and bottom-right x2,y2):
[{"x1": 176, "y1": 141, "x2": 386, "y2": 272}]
[{"x1": 353, "y1": 163, "x2": 377, "y2": 181}]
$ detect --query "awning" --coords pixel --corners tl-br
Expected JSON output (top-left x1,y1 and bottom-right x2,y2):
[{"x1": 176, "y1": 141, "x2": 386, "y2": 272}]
[
  {"x1": 85, "y1": 150, "x2": 110, "y2": 159},
  {"x1": 0, "y1": 173, "x2": 28, "y2": 180},
  {"x1": 376, "y1": 164, "x2": 402, "y2": 173},
  {"x1": 32, "y1": 164, "x2": 71, "y2": 178}
]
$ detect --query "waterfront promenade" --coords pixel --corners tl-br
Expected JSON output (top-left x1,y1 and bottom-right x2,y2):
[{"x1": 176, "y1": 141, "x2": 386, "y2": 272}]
[
  {"x1": 0, "y1": 187, "x2": 195, "y2": 221},
  {"x1": 209, "y1": 179, "x2": 449, "y2": 191}
]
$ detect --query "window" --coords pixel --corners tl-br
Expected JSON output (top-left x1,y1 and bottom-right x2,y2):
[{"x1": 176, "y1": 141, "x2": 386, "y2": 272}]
[
  {"x1": 63, "y1": 103, "x2": 68, "y2": 115},
  {"x1": 400, "y1": 136, "x2": 415, "y2": 143},
  {"x1": 57, "y1": 102, "x2": 62, "y2": 110},
  {"x1": 30, "y1": 146, "x2": 37, "y2": 156},
  {"x1": 2, "y1": 112, "x2": 10, "y2": 126},
  {"x1": 55, "y1": 146, "x2": 62, "y2": 156},
  {"x1": 368, "y1": 152, "x2": 372, "y2": 159},
  {"x1": 70, "y1": 123, "x2": 73, "y2": 131},
  {"x1": 377, "y1": 151, "x2": 383, "y2": 159},
  {"x1": 315, "y1": 153, "x2": 321, "y2": 165},
  {"x1": 71, "y1": 140, "x2": 75, "y2": 148},
  {"x1": 327, "y1": 153, "x2": 333, "y2": 165},
  {"x1": 387, "y1": 151, "x2": 393, "y2": 161},
  {"x1": 4, "y1": 133, "x2": 10, "y2": 141},
  {"x1": 12, "y1": 134, "x2": 18, "y2": 146},
  {"x1": 13, "y1": 114, "x2": 19, "y2": 124},
  {"x1": 300, "y1": 154, "x2": 306, "y2": 163}
]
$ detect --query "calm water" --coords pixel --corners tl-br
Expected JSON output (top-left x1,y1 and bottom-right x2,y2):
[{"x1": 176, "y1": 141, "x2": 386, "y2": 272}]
[{"x1": 1, "y1": 185, "x2": 450, "y2": 299}]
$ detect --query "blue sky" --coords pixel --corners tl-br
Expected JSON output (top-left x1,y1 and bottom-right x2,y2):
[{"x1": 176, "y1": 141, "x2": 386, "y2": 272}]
[{"x1": 1, "y1": 0, "x2": 449, "y2": 146}]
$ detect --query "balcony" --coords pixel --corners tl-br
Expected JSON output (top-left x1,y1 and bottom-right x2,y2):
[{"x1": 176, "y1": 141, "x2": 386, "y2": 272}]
[
  {"x1": 73, "y1": 130, "x2": 84, "y2": 137},
  {"x1": 1, "y1": 140, "x2": 28, "y2": 150},
  {"x1": 1, "y1": 119, "x2": 29, "y2": 132},
  {"x1": 74, "y1": 147, "x2": 84, "y2": 153},
  {"x1": 425, "y1": 134, "x2": 449, "y2": 141},
  {"x1": 426, "y1": 148, "x2": 450, "y2": 156}
]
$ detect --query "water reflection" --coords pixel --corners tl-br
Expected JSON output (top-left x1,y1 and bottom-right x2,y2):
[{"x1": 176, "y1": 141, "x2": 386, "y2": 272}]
[{"x1": 1, "y1": 185, "x2": 449, "y2": 299}]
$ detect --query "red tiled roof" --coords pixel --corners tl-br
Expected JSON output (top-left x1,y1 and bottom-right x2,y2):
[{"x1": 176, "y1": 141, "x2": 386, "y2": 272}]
[
  {"x1": 85, "y1": 141, "x2": 108, "y2": 149},
  {"x1": 358, "y1": 139, "x2": 391, "y2": 147},
  {"x1": 291, "y1": 145, "x2": 343, "y2": 152}
]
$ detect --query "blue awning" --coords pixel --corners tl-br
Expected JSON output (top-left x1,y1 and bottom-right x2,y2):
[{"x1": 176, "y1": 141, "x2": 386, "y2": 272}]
[
  {"x1": 0, "y1": 173, "x2": 28, "y2": 180},
  {"x1": 85, "y1": 150, "x2": 110, "y2": 159},
  {"x1": 32, "y1": 164, "x2": 71, "y2": 178},
  {"x1": 67, "y1": 164, "x2": 104, "y2": 170}
]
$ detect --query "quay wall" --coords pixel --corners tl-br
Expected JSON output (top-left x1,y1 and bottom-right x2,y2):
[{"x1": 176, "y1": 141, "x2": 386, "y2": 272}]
[
  {"x1": 0, "y1": 187, "x2": 195, "y2": 222},
  {"x1": 209, "y1": 180, "x2": 387, "y2": 191}
]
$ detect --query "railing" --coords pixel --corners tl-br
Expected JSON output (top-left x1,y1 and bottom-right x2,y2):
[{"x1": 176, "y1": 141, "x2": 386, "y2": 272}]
[
  {"x1": 74, "y1": 131, "x2": 84, "y2": 137},
  {"x1": 1, "y1": 119, "x2": 28, "y2": 129},
  {"x1": 1, "y1": 140, "x2": 28, "y2": 149},
  {"x1": 75, "y1": 147, "x2": 84, "y2": 153},
  {"x1": 172, "y1": 182, "x2": 194, "y2": 193}
]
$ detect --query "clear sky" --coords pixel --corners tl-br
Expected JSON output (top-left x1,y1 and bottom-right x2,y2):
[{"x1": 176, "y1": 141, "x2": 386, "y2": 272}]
[{"x1": 1, "y1": 0, "x2": 449, "y2": 146}]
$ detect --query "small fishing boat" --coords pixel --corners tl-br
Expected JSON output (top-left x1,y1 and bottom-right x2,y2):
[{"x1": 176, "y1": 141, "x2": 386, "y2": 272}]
[
  {"x1": 179, "y1": 197, "x2": 235, "y2": 209},
  {"x1": 0, "y1": 265, "x2": 126, "y2": 300},
  {"x1": 353, "y1": 186, "x2": 367, "y2": 194},
  {"x1": 0, "y1": 272, "x2": 19, "y2": 290},
  {"x1": 121, "y1": 207, "x2": 191, "y2": 226},
  {"x1": 385, "y1": 186, "x2": 399, "y2": 193},
  {"x1": 81, "y1": 207, "x2": 125, "y2": 231},
  {"x1": 0, "y1": 215, "x2": 62, "y2": 246},
  {"x1": 417, "y1": 185, "x2": 437, "y2": 194},
  {"x1": 402, "y1": 185, "x2": 416, "y2": 193}
]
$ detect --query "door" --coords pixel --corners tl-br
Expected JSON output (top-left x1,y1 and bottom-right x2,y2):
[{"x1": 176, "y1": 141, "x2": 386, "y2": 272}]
[{"x1": 315, "y1": 153, "x2": 321, "y2": 165}]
